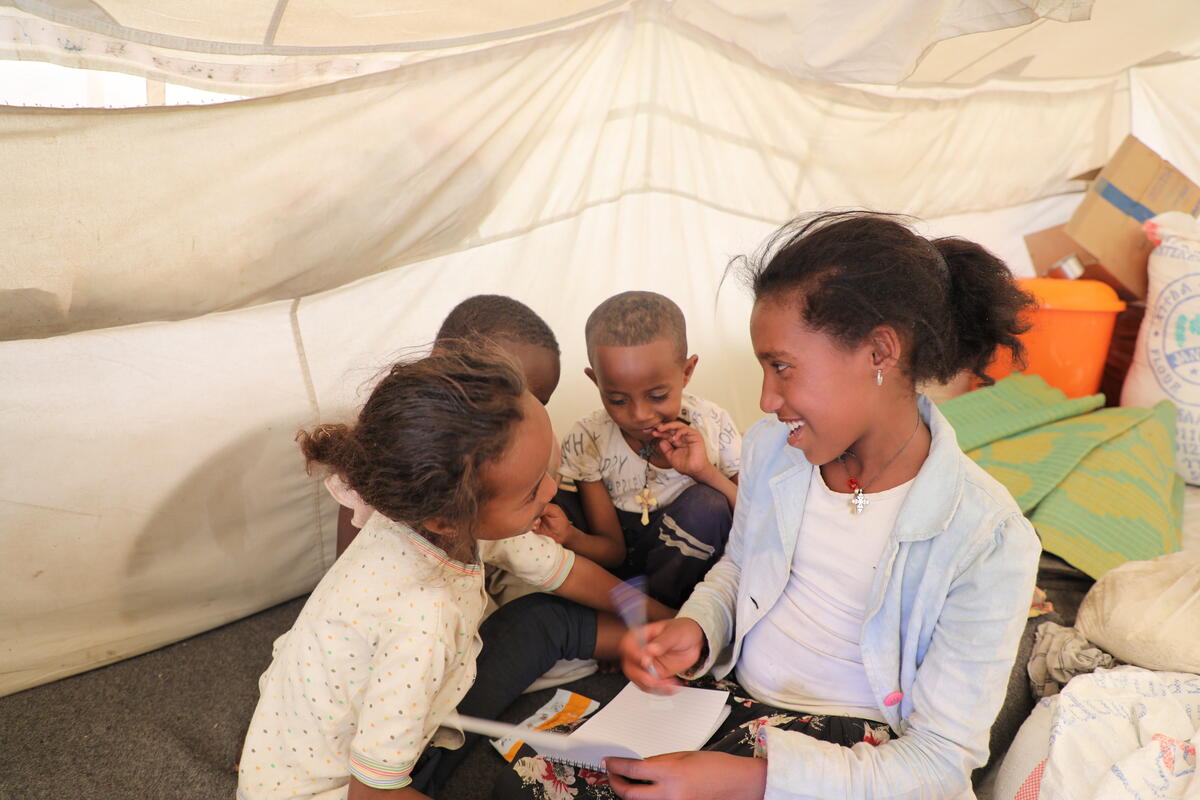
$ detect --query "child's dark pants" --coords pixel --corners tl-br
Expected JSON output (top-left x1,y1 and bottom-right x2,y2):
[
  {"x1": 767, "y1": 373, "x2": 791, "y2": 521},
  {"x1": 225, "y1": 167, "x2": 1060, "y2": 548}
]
[
  {"x1": 555, "y1": 482, "x2": 732, "y2": 608},
  {"x1": 413, "y1": 592, "x2": 597, "y2": 796}
]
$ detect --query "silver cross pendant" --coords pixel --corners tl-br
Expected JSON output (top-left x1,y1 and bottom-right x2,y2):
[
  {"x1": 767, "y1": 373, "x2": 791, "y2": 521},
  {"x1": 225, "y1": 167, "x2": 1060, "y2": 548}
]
[{"x1": 849, "y1": 488, "x2": 870, "y2": 514}]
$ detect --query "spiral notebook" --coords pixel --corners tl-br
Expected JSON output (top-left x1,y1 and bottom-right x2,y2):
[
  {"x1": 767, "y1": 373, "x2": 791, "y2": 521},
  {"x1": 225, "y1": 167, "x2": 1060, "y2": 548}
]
[{"x1": 447, "y1": 682, "x2": 730, "y2": 771}]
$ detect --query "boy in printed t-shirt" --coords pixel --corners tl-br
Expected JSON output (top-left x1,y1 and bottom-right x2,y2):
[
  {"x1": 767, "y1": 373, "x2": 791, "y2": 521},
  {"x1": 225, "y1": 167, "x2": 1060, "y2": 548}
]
[{"x1": 544, "y1": 291, "x2": 741, "y2": 608}]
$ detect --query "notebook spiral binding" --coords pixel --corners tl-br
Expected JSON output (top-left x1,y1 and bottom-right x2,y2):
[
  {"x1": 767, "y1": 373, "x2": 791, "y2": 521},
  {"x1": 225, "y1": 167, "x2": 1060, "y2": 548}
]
[{"x1": 542, "y1": 754, "x2": 606, "y2": 772}]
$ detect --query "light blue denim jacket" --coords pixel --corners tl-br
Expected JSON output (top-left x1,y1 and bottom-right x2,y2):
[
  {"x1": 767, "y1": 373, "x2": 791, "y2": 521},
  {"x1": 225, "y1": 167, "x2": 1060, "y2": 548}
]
[{"x1": 678, "y1": 396, "x2": 1041, "y2": 799}]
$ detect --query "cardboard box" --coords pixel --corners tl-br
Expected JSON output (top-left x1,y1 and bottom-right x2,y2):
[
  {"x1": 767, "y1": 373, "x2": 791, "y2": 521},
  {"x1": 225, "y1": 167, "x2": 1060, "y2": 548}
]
[
  {"x1": 1022, "y1": 223, "x2": 1139, "y2": 295},
  {"x1": 1024, "y1": 224, "x2": 1098, "y2": 275},
  {"x1": 1063, "y1": 135, "x2": 1200, "y2": 299}
]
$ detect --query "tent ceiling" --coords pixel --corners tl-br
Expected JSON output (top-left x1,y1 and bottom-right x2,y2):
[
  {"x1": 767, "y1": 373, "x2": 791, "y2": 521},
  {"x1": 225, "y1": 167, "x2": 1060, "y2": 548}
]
[
  {"x1": 2, "y1": 0, "x2": 1135, "y2": 341},
  {"x1": 105, "y1": 0, "x2": 613, "y2": 47},
  {"x1": 4, "y1": 0, "x2": 1198, "y2": 96},
  {"x1": 907, "y1": 0, "x2": 1200, "y2": 84},
  {"x1": 4, "y1": 0, "x2": 624, "y2": 52}
]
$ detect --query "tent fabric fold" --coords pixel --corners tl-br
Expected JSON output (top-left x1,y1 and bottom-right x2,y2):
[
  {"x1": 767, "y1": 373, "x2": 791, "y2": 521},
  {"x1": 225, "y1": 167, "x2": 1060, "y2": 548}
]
[
  {"x1": 1, "y1": 1, "x2": 1128, "y2": 341},
  {"x1": 2, "y1": 0, "x2": 1096, "y2": 91}
]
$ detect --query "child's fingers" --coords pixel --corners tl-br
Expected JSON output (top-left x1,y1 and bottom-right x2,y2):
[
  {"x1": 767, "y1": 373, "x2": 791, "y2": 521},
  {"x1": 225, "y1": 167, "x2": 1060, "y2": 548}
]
[
  {"x1": 619, "y1": 625, "x2": 669, "y2": 686},
  {"x1": 605, "y1": 758, "x2": 669, "y2": 798},
  {"x1": 622, "y1": 659, "x2": 681, "y2": 695},
  {"x1": 651, "y1": 420, "x2": 688, "y2": 438},
  {"x1": 535, "y1": 504, "x2": 565, "y2": 527},
  {"x1": 638, "y1": 620, "x2": 672, "y2": 642}
]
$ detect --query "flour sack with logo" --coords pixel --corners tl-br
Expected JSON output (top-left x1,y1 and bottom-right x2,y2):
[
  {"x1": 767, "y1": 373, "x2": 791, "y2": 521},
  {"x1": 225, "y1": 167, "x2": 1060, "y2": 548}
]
[{"x1": 1122, "y1": 211, "x2": 1200, "y2": 484}]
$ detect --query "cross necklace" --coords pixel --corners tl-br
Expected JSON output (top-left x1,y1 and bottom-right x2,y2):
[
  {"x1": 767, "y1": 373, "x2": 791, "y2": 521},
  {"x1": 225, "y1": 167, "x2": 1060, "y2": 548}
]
[
  {"x1": 836, "y1": 414, "x2": 922, "y2": 515},
  {"x1": 634, "y1": 440, "x2": 659, "y2": 525},
  {"x1": 630, "y1": 416, "x2": 689, "y2": 525}
]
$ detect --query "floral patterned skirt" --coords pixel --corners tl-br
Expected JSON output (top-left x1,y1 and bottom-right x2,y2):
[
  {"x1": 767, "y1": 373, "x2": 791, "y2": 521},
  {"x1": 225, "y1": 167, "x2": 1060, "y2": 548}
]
[{"x1": 489, "y1": 676, "x2": 895, "y2": 800}]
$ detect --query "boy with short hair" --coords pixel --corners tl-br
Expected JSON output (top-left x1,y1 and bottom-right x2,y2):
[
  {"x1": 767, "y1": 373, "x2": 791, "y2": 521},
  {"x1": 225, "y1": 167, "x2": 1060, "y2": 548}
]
[{"x1": 545, "y1": 290, "x2": 741, "y2": 608}]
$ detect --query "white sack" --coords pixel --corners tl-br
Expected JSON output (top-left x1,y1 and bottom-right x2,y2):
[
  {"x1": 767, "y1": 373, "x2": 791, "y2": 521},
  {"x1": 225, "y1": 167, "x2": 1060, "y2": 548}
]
[
  {"x1": 1075, "y1": 550, "x2": 1200, "y2": 674},
  {"x1": 1122, "y1": 211, "x2": 1200, "y2": 484},
  {"x1": 994, "y1": 667, "x2": 1200, "y2": 800}
]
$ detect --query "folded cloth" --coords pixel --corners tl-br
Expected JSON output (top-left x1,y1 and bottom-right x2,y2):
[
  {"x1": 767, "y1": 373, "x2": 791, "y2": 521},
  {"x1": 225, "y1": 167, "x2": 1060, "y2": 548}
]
[
  {"x1": 1026, "y1": 621, "x2": 1114, "y2": 699},
  {"x1": 941, "y1": 374, "x2": 1184, "y2": 579}
]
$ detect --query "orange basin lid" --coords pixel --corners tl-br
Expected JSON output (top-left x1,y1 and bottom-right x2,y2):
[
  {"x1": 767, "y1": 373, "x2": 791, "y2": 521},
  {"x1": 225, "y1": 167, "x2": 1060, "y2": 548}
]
[{"x1": 1017, "y1": 277, "x2": 1127, "y2": 313}]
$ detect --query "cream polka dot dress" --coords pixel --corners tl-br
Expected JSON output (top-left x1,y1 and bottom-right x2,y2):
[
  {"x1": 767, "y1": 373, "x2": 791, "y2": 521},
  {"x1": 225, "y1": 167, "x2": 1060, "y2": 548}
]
[{"x1": 237, "y1": 512, "x2": 573, "y2": 798}]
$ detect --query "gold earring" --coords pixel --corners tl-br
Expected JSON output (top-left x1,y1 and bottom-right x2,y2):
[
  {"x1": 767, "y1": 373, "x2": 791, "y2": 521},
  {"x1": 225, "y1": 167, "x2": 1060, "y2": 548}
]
[{"x1": 876, "y1": 369, "x2": 884, "y2": 386}]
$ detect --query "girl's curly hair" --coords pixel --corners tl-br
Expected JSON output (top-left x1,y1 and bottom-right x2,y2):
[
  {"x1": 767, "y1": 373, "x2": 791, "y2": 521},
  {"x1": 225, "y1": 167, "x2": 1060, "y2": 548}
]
[{"x1": 296, "y1": 341, "x2": 526, "y2": 560}]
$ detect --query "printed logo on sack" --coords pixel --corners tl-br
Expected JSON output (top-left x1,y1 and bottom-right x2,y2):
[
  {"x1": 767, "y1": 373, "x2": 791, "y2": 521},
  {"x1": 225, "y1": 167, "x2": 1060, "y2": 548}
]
[{"x1": 1149, "y1": 272, "x2": 1200, "y2": 405}]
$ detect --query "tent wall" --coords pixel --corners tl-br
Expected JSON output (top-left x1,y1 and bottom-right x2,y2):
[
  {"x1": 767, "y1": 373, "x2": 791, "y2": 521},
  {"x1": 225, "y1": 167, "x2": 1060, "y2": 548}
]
[
  {"x1": 1, "y1": 188, "x2": 1086, "y2": 697},
  {"x1": 1, "y1": 3, "x2": 1130, "y2": 342},
  {"x1": 2, "y1": 2, "x2": 1200, "y2": 696}
]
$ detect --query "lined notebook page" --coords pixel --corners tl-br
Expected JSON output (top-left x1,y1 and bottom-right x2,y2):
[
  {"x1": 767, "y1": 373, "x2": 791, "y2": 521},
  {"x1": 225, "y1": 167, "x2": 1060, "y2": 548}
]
[
  {"x1": 573, "y1": 682, "x2": 730, "y2": 757},
  {"x1": 445, "y1": 712, "x2": 642, "y2": 769}
]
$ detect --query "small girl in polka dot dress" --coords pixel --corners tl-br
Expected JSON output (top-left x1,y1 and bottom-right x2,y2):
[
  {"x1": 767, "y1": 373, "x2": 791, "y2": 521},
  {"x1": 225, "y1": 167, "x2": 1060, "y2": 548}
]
[{"x1": 238, "y1": 342, "x2": 665, "y2": 800}]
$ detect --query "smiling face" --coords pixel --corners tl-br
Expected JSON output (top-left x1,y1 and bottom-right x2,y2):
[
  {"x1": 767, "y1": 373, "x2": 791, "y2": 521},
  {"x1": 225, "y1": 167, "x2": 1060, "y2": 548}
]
[
  {"x1": 750, "y1": 297, "x2": 879, "y2": 466},
  {"x1": 586, "y1": 338, "x2": 698, "y2": 449},
  {"x1": 473, "y1": 392, "x2": 558, "y2": 540}
]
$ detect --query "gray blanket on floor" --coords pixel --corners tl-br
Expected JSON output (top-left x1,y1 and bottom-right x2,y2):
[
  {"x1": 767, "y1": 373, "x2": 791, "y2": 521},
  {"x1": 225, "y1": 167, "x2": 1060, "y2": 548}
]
[{"x1": 0, "y1": 595, "x2": 626, "y2": 800}]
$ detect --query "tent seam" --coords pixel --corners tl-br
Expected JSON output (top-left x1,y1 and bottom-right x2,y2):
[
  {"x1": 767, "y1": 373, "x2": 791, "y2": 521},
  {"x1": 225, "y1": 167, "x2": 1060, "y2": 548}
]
[
  {"x1": 289, "y1": 297, "x2": 327, "y2": 571},
  {"x1": 262, "y1": 0, "x2": 289, "y2": 46}
]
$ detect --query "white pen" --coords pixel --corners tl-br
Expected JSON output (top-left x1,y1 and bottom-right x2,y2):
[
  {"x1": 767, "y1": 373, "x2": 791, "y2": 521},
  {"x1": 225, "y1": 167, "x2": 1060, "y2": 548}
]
[{"x1": 609, "y1": 576, "x2": 659, "y2": 679}]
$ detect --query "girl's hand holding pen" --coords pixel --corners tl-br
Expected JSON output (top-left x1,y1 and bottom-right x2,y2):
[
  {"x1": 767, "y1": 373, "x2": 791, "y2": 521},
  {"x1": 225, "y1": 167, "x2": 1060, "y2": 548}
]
[{"x1": 618, "y1": 618, "x2": 706, "y2": 694}]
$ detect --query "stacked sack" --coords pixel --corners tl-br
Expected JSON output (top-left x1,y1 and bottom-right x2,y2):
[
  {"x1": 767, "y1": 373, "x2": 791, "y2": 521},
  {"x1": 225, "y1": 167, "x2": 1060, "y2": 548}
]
[{"x1": 1122, "y1": 211, "x2": 1200, "y2": 483}]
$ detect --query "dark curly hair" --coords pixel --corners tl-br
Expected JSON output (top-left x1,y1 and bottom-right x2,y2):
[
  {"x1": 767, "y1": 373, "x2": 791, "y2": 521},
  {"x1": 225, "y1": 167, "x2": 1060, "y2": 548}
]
[
  {"x1": 436, "y1": 294, "x2": 559, "y2": 355},
  {"x1": 738, "y1": 211, "x2": 1034, "y2": 386},
  {"x1": 296, "y1": 341, "x2": 526, "y2": 561}
]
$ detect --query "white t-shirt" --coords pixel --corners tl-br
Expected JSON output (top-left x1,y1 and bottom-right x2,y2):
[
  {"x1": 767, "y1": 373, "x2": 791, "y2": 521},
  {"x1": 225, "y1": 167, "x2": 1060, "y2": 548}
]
[
  {"x1": 735, "y1": 468, "x2": 913, "y2": 723},
  {"x1": 558, "y1": 393, "x2": 741, "y2": 513},
  {"x1": 238, "y1": 513, "x2": 573, "y2": 798}
]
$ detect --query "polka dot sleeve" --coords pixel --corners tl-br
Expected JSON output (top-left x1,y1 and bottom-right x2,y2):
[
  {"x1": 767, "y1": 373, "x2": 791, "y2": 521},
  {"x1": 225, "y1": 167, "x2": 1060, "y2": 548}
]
[
  {"x1": 349, "y1": 593, "x2": 449, "y2": 790},
  {"x1": 481, "y1": 532, "x2": 575, "y2": 592}
]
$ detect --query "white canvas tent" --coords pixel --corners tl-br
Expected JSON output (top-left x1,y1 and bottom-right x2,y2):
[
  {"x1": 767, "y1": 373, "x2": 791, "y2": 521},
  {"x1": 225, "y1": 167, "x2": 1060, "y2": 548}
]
[{"x1": 2, "y1": 0, "x2": 1200, "y2": 698}]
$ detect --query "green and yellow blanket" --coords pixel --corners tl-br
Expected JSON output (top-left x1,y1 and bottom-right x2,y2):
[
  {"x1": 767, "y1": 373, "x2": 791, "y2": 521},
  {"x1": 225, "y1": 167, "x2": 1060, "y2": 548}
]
[{"x1": 939, "y1": 374, "x2": 1183, "y2": 579}]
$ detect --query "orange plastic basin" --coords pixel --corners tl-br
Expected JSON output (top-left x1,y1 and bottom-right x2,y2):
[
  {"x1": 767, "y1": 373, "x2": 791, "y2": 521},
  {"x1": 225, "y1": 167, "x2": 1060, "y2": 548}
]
[{"x1": 986, "y1": 278, "x2": 1126, "y2": 399}]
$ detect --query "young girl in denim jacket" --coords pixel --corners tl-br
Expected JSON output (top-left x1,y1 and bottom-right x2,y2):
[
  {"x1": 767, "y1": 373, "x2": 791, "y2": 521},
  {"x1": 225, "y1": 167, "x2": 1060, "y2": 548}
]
[{"x1": 601, "y1": 212, "x2": 1042, "y2": 800}]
